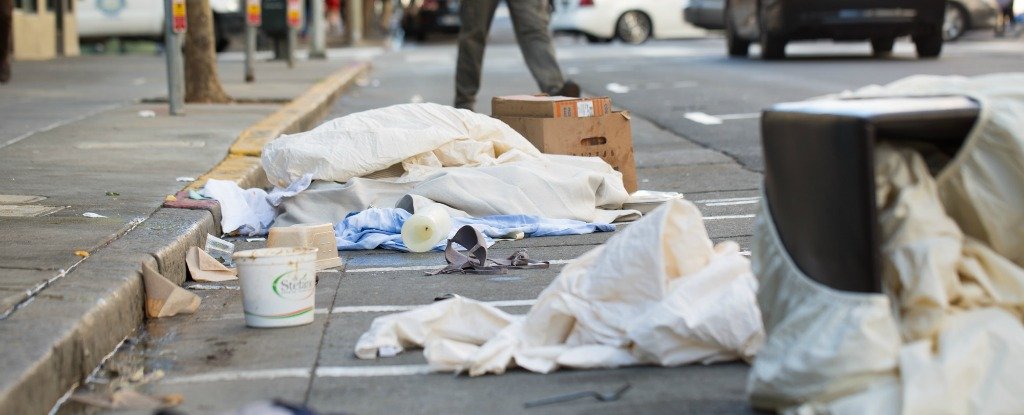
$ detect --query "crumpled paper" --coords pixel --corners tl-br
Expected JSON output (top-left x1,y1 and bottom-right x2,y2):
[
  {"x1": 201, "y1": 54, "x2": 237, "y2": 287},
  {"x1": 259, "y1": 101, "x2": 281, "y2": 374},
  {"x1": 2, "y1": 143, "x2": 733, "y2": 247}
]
[
  {"x1": 186, "y1": 246, "x2": 238, "y2": 282},
  {"x1": 142, "y1": 262, "x2": 200, "y2": 318}
]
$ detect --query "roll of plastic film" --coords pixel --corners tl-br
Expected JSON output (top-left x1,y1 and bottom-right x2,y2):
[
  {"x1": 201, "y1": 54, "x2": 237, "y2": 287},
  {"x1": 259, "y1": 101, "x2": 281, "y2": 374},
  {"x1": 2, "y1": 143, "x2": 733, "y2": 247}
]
[{"x1": 401, "y1": 205, "x2": 453, "y2": 252}]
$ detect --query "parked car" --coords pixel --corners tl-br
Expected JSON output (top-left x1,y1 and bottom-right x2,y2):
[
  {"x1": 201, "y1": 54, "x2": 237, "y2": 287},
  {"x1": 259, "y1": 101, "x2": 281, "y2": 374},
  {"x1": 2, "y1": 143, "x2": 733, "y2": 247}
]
[
  {"x1": 943, "y1": 0, "x2": 1000, "y2": 40},
  {"x1": 77, "y1": 0, "x2": 241, "y2": 52},
  {"x1": 722, "y1": 0, "x2": 947, "y2": 60},
  {"x1": 686, "y1": 0, "x2": 998, "y2": 43},
  {"x1": 551, "y1": 0, "x2": 707, "y2": 44},
  {"x1": 400, "y1": 0, "x2": 460, "y2": 41}
]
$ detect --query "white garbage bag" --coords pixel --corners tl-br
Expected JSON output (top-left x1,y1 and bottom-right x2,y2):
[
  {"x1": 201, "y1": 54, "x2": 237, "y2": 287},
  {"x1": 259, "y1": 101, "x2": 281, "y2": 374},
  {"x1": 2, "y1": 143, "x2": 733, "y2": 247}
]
[{"x1": 355, "y1": 199, "x2": 764, "y2": 375}]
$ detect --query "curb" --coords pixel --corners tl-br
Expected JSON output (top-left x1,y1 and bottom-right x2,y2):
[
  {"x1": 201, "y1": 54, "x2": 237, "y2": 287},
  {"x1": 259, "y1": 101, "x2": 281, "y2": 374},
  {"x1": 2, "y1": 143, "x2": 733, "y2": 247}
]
[{"x1": 0, "y1": 61, "x2": 370, "y2": 415}]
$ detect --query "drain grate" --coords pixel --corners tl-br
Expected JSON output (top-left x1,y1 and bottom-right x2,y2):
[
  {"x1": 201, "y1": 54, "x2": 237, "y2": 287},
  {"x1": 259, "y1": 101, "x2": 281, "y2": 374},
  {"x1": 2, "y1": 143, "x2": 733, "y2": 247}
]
[{"x1": 0, "y1": 204, "x2": 66, "y2": 217}]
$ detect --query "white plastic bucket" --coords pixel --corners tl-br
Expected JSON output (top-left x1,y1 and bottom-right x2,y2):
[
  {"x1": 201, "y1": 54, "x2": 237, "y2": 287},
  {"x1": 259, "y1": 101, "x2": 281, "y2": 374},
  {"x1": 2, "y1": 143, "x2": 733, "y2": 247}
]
[{"x1": 232, "y1": 247, "x2": 318, "y2": 328}]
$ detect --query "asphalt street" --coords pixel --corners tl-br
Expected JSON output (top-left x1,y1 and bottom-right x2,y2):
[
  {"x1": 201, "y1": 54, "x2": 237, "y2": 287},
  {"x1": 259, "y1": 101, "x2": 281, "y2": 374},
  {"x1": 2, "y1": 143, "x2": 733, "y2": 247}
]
[{"x1": 61, "y1": 17, "x2": 1024, "y2": 415}]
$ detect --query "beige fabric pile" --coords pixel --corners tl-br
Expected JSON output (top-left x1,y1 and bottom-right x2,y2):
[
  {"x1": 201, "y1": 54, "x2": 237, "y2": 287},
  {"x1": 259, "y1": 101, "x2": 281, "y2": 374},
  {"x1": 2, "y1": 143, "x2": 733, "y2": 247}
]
[
  {"x1": 355, "y1": 199, "x2": 765, "y2": 375},
  {"x1": 262, "y1": 103, "x2": 637, "y2": 224},
  {"x1": 749, "y1": 73, "x2": 1024, "y2": 414}
]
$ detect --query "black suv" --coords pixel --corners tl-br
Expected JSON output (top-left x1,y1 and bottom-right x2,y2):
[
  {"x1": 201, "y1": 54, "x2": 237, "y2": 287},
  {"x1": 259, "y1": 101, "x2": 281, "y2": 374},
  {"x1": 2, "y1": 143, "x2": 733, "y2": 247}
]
[{"x1": 724, "y1": 0, "x2": 947, "y2": 59}]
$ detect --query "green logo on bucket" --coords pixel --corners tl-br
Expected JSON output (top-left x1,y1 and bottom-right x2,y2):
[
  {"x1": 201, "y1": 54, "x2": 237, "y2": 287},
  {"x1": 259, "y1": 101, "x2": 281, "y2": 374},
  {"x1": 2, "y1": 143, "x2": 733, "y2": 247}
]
[{"x1": 272, "y1": 271, "x2": 314, "y2": 300}]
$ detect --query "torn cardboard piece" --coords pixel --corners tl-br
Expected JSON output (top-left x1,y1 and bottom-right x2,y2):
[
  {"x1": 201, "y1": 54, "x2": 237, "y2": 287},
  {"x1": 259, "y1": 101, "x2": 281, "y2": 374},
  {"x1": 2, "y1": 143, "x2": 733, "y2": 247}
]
[
  {"x1": 142, "y1": 262, "x2": 200, "y2": 318},
  {"x1": 186, "y1": 246, "x2": 238, "y2": 282}
]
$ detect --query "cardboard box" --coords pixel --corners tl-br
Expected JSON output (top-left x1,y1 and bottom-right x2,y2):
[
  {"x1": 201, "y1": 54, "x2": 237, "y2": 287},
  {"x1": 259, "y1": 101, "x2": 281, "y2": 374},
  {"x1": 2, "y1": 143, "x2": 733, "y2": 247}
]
[
  {"x1": 492, "y1": 95, "x2": 612, "y2": 118},
  {"x1": 497, "y1": 111, "x2": 637, "y2": 193}
]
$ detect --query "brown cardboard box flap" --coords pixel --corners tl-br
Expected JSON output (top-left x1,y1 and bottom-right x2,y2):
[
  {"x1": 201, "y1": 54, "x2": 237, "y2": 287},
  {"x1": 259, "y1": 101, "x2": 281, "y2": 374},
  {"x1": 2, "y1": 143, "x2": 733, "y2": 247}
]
[{"x1": 492, "y1": 95, "x2": 613, "y2": 118}]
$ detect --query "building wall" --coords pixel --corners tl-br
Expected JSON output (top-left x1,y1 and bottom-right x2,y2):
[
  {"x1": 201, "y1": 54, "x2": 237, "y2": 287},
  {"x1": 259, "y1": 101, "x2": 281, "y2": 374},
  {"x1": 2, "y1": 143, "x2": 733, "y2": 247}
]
[{"x1": 12, "y1": 0, "x2": 78, "y2": 60}]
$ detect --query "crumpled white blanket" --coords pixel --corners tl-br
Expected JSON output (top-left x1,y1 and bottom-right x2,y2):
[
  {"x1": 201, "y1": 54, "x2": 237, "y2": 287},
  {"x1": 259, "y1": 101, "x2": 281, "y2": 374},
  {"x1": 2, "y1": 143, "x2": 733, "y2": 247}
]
[
  {"x1": 748, "y1": 74, "x2": 1024, "y2": 414},
  {"x1": 261, "y1": 103, "x2": 543, "y2": 186},
  {"x1": 261, "y1": 103, "x2": 638, "y2": 224},
  {"x1": 355, "y1": 199, "x2": 765, "y2": 375}
]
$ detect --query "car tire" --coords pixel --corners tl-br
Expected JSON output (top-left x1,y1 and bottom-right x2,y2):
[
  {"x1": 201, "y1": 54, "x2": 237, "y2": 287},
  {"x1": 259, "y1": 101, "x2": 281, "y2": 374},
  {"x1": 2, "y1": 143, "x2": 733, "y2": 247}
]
[
  {"x1": 616, "y1": 11, "x2": 652, "y2": 44},
  {"x1": 914, "y1": 29, "x2": 943, "y2": 58},
  {"x1": 758, "y1": 5, "x2": 785, "y2": 59},
  {"x1": 871, "y1": 37, "x2": 895, "y2": 56},
  {"x1": 725, "y1": 4, "x2": 749, "y2": 57},
  {"x1": 943, "y1": 3, "x2": 968, "y2": 41}
]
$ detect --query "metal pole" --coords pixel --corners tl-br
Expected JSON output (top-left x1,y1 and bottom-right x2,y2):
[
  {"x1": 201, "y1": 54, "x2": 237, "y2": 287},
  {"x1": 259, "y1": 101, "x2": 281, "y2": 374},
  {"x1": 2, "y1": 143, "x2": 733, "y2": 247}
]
[
  {"x1": 245, "y1": 25, "x2": 256, "y2": 82},
  {"x1": 346, "y1": 0, "x2": 362, "y2": 44},
  {"x1": 287, "y1": 27, "x2": 296, "y2": 68},
  {"x1": 310, "y1": 0, "x2": 326, "y2": 58},
  {"x1": 163, "y1": 0, "x2": 185, "y2": 115}
]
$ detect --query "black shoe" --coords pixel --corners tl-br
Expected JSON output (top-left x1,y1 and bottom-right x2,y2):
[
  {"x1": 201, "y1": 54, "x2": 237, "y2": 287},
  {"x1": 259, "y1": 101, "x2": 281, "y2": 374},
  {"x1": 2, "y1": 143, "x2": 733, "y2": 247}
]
[{"x1": 556, "y1": 79, "x2": 580, "y2": 97}]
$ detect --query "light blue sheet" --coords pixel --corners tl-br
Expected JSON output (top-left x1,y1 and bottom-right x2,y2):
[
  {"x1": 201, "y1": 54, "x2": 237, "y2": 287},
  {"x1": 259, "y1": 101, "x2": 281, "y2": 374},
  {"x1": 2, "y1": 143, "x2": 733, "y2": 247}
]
[{"x1": 334, "y1": 208, "x2": 615, "y2": 251}]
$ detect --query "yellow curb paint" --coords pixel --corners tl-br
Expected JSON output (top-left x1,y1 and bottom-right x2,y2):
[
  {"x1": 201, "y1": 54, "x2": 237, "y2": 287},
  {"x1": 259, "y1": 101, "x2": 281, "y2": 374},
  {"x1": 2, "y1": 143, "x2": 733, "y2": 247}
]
[{"x1": 182, "y1": 61, "x2": 371, "y2": 190}]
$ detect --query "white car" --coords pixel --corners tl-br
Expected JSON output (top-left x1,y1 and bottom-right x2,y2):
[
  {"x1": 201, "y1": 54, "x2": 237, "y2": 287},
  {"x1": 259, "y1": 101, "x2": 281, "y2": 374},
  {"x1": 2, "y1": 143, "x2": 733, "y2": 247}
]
[
  {"x1": 77, "y1": 0, "x2": 240, "y2": 51},
  {"x1": 551, "y1": 0, "x2": 707, "y2": 44}
]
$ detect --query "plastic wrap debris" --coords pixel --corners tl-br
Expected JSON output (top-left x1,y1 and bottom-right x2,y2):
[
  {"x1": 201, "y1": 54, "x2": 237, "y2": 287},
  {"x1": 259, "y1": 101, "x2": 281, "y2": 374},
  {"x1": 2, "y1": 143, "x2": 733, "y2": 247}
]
[
  {"x1": 176, "y1": 176, "x2": 196, "y2": 182},
  {"x1": 204, "y1": 234, "x2": 235, "y2": 266},
  {"x1": 355, "y1": 199, "x2": 763, "y2": 375},
  {"x1": 334, "y1": 208, "x2": 614, "y2": 251},
  {"x1": 524, "y1": 384, "x2": 631, "y2": 408},
  {"x1": 186, "y1": 246, "x2": 238, "y2": 282},
  {"x1": 142, "y1": 262, "x2": 200, "y2": 318},
  {"x1": 82, "y1": 212, "x2": 107, "y2": 218},
  {"x1": 748, "y1": 73, "x2": 1024, "y2": 414},
  {"x1": 137, "y1": 110, "x2": 157, "y2": 118}
]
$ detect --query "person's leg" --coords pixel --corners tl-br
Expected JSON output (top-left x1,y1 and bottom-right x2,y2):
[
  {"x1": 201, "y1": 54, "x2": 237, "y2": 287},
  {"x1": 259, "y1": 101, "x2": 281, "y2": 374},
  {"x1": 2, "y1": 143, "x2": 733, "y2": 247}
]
[
  {"x1": 506, "y1": 0, "x2": 565, "y2": 95},
  {"x1": 454, "y1": 0, "x2": 500, "y2": 110},
  {"x1": 0, "y1": 0, "x2": 11, "y2": 83}
]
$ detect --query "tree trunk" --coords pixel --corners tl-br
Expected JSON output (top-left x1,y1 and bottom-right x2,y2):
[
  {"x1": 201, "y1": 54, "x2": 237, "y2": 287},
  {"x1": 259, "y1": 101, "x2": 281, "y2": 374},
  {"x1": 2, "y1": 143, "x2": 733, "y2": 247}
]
[{"x1": 184, "y1": 0, "x2": 231, "y2": 103}]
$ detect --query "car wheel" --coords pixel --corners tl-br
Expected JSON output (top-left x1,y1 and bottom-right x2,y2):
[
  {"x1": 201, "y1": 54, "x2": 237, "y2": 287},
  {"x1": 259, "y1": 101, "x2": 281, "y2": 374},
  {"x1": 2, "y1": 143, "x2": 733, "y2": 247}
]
[
  {"x1": 914, "y1": 29, "x2": 943, "y2": 58},
  {"x1": 871, "y1": 37, "x2": 895, "y2": 56},
  {"x1": 725, "y1": 3, "x2": 750, "y2": 57},
  {"x1": 943, "y1": 3, "x2": 968, "y2": 41},
  {"x1": 616, "y1": 11, "x2": 652, "y2": 44},
  {"x1": 758, "y1": 5, "x2": 785, "y2": 59}
]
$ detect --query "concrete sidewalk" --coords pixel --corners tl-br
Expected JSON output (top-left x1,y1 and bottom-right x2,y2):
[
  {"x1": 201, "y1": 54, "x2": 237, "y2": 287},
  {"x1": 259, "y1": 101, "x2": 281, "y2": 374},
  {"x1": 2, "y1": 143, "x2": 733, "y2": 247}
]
[
  {"x1": 60, "y1": 44, "x2": 766, "y2": 415},
  {"x1": 0, "y1": 53, "x2": 371, "y2": 414}
]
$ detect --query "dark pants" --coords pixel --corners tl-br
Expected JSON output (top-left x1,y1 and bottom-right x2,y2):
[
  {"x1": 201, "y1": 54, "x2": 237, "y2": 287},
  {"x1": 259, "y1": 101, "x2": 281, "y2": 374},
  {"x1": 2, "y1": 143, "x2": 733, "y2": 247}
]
[
  {"x1": 0, "y1": 0, "x2": 11, "y2": 82},
  {"x1": 454, "y1": 0, "x2": 565, "y2": 109}
]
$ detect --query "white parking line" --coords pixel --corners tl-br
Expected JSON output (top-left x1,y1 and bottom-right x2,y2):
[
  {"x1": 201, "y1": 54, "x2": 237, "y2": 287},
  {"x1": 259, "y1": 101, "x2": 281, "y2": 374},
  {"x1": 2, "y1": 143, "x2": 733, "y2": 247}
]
[
  {"x1": 704, "y1": 200, "x2": 760, "y2": 207},
  {"x1": 163, "y1": 365, "x2": 437, "y2": 384},
  {"x1": 693, "y1": 196, "x2": 760, "y2": 204},
  {"x1": 702, "y1": 214, "x2": 756, "y2": 220},
  {"x1": 684, "y1": 112, "x2": 760, "y2": 125},
  {"x1": 331, "y1": 299, "x2": 536, "y2": 314}
]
